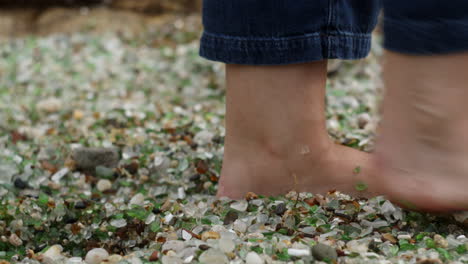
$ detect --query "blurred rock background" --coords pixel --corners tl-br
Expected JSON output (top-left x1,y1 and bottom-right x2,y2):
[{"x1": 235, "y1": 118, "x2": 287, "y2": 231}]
[{"x1": 0, "y1": 0, "x2": 202, "y2": 37}]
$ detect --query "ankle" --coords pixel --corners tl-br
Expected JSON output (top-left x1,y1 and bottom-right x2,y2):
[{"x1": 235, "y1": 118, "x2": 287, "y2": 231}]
[{"x1": 224, "y1": 131, "x2": 333, "y2": 165}]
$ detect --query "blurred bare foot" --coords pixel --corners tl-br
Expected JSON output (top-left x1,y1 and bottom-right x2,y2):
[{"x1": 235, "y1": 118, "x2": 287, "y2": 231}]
[{"x1": 374, "y1": 52, "x2": 468, "y2": 212}]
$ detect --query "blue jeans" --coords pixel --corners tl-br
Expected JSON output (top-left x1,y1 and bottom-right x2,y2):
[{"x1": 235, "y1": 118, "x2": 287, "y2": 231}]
[{"x1": 200, "y1": 0, "x2": 468, "y2": 65}]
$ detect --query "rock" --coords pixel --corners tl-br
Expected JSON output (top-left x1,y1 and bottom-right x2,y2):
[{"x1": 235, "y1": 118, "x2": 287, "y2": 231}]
[
  {"x1": 219, "y1": 237, "x2": 235, "y2": 253},
  {"x1": 245, "y1": 252, "x2": 264, "y2": 264},
  {"x1": 13, "y1": 178, "x2": 29, "y2": 189},
  {"x1": 84, "y1": 248, "x2": 109, "y2": 264},
  {"x1": 96, "y1": 179, "x2": 112, "y2": 192},
  {"x1": 162, "y1": 240, "x2": 185, "y2": 253},
  {"x1": 72, "y1": 147, "x2": 119, "y2": 171},
  {"x1": 201, "y1": 231, "x2": 220, "y2": 241},
  {"x1": 161, "y1": 255, "x2": 183, "y2": 264},
  {"x1": 51, "y1": 168, "x2": 70, "y2": 183},
  {"x1": 312, "y1": 243, "x2": 337, "y2": 262},
  {"x1": 74, "y1": 201, "x2": 87, "y2": 209},
  {"x1": 0, "y1": 160, "x2": 18, "y2": 184},
  {"x1": 223, "y1": 211, "x2": 238, "y2": 225},
  {"x1": 382, "y1": 233, "x2": 397, "y2": 244},
  {"x1": 357, "y1": 113, "x2": 371, "y2": 129},
  {"x1": 198, "y1": 249, "x2": 228, "y2": 264},
  {"x1": 274, "y1": 203, "x2": 287, "y2": 216},
  {"x1": 177, "y1": 187, "x2": 186, "y2": 199},
  {"x1": 110, "y1": 219, "x2": 127, "y2": 228},
  {"x1": 245, "y1": 192, "x2": 258, "y2": 201},
  {"x1": 149, "y1": 251, "x2": 159, "y2": 261},
  {"x1": 95, "y1": 166, "x2": 115, "y2": 179},
  {"x1": 42, "y1": 245, "x2": 64, "y2": 264},
  {"x1": 397, "y1": 234, "x2": 412, "y2": 240},
  {"x1": 129, "y1": 193, "x2": 145, "y2": 206},
  {"x1": 106, "y1": 255, "x2": 123, "y2": 264},
  {"x1": 67, "y1": 257, "x2": 84, "y2": 264},
  {"x1": 434, "y1": 234, "x2": 448, "y2": 248},
  {"x1": 327, "y1": 59, "x2": 343, "y2": 74},
  {"x1": 287, "y1": 248, "x2": 310, "y2": 257},
  {"x1": 416, "y1": 259, "x2": 443, "y2": 264},
  {"x1": 125, "y1": 257, "x2": 143, "y2": 264},
  {"x1": 37, "y1": 97, "x2": 62, "y2": 113},
  {"x1": 193, "y1": 130, "x2": 214, "y2": 146},
  {"x1": 346, "y1": 239, "x2": 369, "y2": 253},
  {"x1": 230, "y1": 200, "x2": 248, "y2": 212},
  {"x1": 8, "y1": 233, "x2": 22, "y2": 246},
  {"x1": 453, "y1": 211, "x2": 468, "y2": 227},
  {"x1": 233, "y1": 219, "x2": 247, "y2": 233}
]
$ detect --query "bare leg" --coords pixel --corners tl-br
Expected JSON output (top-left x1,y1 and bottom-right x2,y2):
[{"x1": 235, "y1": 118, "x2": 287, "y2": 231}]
[
  {"x1": 218, "y1": 62, "x2": 376, "y2": 199},
  {"x1": 375, "y1": 52, "x2": 468, "y2": 211}
]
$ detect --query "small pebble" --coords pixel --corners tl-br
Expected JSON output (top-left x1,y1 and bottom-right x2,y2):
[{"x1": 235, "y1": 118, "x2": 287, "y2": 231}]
[
  {"x1": 199, "y1": 244, "x2": 210, "y2": 251},
  {"x1": 95, "y1": 166, "x2": 114, "y2": 179},
  {"x1": 201, "y1": 231, "x2": 220, "y2": 241},
  {"x1": 312, "y1": 243, "x2": 338, "y2": 262},
  {"x1": 219, "y1": 237, "x2": 235, "y2": 253},
  {"x1": 110, "y1": 219, "x2": 127, "y2": 228},
  {"x1": 230, "y1": 200, "x2": 248, "y2": 212},
  {"x1": 177, "y1": 187, "x2": 186, "y2": 199},
  {"x1": 37, "y1": 97, "x2": 62, "y2": 113},
  {"x1": 198, "y1": 249, "x2": 228, "y2": 264},
  {"x1": 203, "y1": 181, "x2": 213, "y2": 190},
  {"x1": 245, "y1": 252, "x2": 264, "y2": 264},
  {"x1": 8, "y1": 234, "x2": 22, "y2": 246},
  {"x1": 106, "y1": 255, "x2": 123, "y2": 264},
  {"x1": 357, "y1": 113, "x2": 371, "y2": 129},
  {"x1": 67, "y1": 257, "x2": 84, "y2": 264},
  {"x1": 397, "y1": 234, "x2": 412, "y2": 240},
  {"x1": 162, "y1": 240, "x2": 185, "y2": 253},
  {"x1": 42, "y1": 245, "x2": 63, "y2": 264},
  {"x1": 84, "y1": 248, "x2": 109, "y2": 264},
  {"x1": 223, "y1": 211, "x2": 238, "y2": 225},
  {"x1": 382, "y1": 233, "x2": 397, "y2": 244},
  {"x1": 13, "y1": 178, "x2": 28, "y2": 189},
  {"x1": 74, "y1": 201, "x2": 87, "y2": 210},
  {"x1": 434, "y1": 234, "x2": 448, "y2": 248},
  {"x1": 149, "y1": 251, "x2": 159, "y2": 261},
  {"x1": 96, "y1": 179, "x2": 112, "y2": 192},
  {"x1": 161, "y1": 255, "x2": 183, "y2": 264},
  {"x1": 233, "y1": 219, "x2": 247, "y2": 233},
  {"x1": 194, "y1": 131, "x2": 214, "y2": 146},
  {"x1": 287, "y1": 248, "x2": 310, "y2": 257},
  {"x1": 72, "y1": 147, "x2": 119, "y2": 171},
  {"x1": 346, "y1": 239, "x2": 369, "y2": 253},
  {"x1": 274, "y1": 203, "x2": 287, "y2": 216},
  {"x1": 129, "y1": 193, "x2": 145, "y2": 206}
]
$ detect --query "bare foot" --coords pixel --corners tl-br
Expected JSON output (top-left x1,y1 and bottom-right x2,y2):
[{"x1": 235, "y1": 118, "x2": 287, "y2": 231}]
[
  {"x1": 218, "y1": 62, "x2": 378, "y2": 199},
  {"x1": 218, "y1": 140, "x2": 377, "y2": 199},
  {"x1": 373, "y1": 52, "x2": 468, "y2": 212}
]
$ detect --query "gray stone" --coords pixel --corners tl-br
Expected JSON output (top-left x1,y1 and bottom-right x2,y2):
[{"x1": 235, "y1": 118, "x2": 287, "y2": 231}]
[
  {"x1": 245, "y1": 252, "x2": 264, "y2": 264},
  {"x1": 198, "y1": 249, "x2": 228, "y2": 264},
  {"x1": 162, "y1": 240, "x2": 186, "y2": 253},
  {"x1": 85, "y1": 248, "x2": 109, "y2": 264},
  {"x1": 72, "y1": 147, "x2": 119, "y2": 171},
  {"x1": 95, "y1": 166, "x2": 115, "y2": 179},
  {"x1": 312, "y1": 243, "x2": 337, "y2": 262}
]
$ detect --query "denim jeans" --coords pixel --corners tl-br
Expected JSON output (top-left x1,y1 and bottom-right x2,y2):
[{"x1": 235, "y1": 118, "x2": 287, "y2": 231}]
[{"x1": 200, "y1": 0, "x2": 468, "y2": 65}]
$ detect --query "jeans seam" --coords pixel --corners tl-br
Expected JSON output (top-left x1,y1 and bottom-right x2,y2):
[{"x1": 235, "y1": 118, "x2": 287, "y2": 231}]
[
  {"x1": 200, "y1": 31, "x2": 372, "y2": 65},
  {"x1": 326, "y1": 0, "x2": 334, "y2": 58}
]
